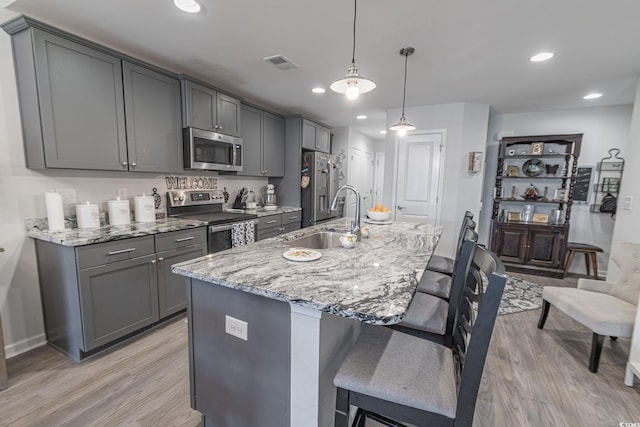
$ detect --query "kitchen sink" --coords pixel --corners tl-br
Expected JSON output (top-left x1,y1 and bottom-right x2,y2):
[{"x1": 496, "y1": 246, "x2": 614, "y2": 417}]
[{"x1": 284, "y1": 231, "x2": 343, "y2": 250}]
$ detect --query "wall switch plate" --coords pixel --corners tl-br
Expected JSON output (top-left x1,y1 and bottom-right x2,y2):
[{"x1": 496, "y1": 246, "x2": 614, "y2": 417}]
[
  {"x1": 623, "y1": 196, "x2": 633, "y2": 210},
  {"x1": 225, "y1": 315, "x2": 248, "y2": 341},
  {"x1": 117, "y1": 188, "x2": 128, "y2": 200},
  {"x1": 55, "y1": 188, "x2": 77, "y2": 204}
]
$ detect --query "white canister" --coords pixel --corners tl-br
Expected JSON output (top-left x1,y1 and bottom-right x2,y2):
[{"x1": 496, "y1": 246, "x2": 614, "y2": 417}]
[
  {"x1": 45, "y1": 191, "x2": 65, "y2": 231},
  {"x1": 108, "y1": 197, "x2": 131, "y2": 226},
  {"x1": 134, "y1": 195, "x2": 156, "y2": 223},
  {"x1": 75, "y1": 201, "x2": 100, "y2": 229}
]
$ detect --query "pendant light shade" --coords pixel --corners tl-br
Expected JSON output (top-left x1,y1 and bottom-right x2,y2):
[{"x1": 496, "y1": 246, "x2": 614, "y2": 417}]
[
  {"x1": 390, "y1": 47, "x2": 416, "y2": 135},
  {"x1": 330, "y1": 0, "x2": 376, "y2": 100}
]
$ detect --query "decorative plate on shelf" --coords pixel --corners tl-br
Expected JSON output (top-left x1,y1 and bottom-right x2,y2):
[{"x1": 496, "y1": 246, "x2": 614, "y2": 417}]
[
  {"x1": 282, "y1": 248, "x2": 322, "y2": 262},
  {"x1": 522, "y1": 158, "x2": 545, "y2": 177}
]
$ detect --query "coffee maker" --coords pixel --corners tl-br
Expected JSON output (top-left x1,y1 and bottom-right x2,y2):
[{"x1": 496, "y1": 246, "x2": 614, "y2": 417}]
[{"x1": 263, "y1": 184, "x2": 277, "y2": 209}]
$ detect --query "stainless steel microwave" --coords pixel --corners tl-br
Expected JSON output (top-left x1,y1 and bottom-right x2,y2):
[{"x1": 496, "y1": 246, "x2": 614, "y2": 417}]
[{"x1": 183, "y1": 128, "x2": 243, "y2": 172}]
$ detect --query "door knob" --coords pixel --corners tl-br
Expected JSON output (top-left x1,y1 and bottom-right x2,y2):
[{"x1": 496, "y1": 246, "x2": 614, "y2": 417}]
[{"x1": 397, "y1": 205, "x2": 407, "y2": 210}]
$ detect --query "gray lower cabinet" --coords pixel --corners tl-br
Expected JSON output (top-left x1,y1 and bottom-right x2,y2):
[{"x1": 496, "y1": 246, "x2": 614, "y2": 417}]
[
  {"x1": 301, "y1": 118, "x2": 330, "y2": 153},
  {"x1": 4, "y1": 17, "x2": 183, "y2": 172},
  {"x1": 255, "y1": 212, "x2": 301, "y2": 241},
  {"x1": 181, "y1": 78, "x2": 242, "y2": 137},
  {"x1": 239, "y1": 104, "x2": 284, "y2": 177},
  {"x1": 35, "y1": 227, "x2": 206, "y2": 362}
]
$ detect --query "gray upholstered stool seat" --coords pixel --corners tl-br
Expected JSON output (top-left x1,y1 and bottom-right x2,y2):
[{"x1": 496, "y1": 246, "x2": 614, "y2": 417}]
[
  {"x1": 542, "y1": 286, "x2": 636, "y2": 337},
  {"x1": 426, "y1": 254, "x2": 455, "y2": 276},
  {"x1": 334, "y1": 325, "x2": 457, "y2": 418},
  {"x1": 416, "y1": 269, "x2": 452, "y2": 299},
  {"x1": 398, "y1": 292, "x2": 448, "y2": 335}
]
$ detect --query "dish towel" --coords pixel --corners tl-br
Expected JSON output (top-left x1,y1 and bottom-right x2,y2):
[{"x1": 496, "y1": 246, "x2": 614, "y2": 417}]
[{"x1": 231, "y1": 220, "x2": 256, "y2": 248}]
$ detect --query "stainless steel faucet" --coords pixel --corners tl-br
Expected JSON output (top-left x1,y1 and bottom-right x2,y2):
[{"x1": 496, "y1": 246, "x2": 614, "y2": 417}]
[{"x1": 330, "y1": 184, "x2": 361, "y2": 240}]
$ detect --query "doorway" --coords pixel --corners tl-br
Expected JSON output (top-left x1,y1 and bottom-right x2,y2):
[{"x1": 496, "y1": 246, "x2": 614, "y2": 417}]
[
  {"x1": 393, "y1": 131, "x2": 445, "y2": 223},
  {"x1": 373, "y1": 152, "x2": 385, "y2": 206}
]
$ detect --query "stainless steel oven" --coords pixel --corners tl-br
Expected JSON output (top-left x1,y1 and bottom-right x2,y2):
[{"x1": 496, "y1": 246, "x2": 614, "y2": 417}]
[
  {"x1": 183, "y1": 127, "x2": 243, "y2": 172},
  {"x1": 207, "y1": 223, "x2": 235, "y2": 253}
]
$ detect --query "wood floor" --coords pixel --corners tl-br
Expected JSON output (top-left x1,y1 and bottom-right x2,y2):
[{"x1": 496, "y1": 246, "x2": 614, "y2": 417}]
[{"x1": 1, "y1": 273, "x2": 639, "y2": 427}]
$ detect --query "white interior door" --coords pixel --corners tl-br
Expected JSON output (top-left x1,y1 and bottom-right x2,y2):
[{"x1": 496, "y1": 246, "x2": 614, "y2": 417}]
[
  {"x1": 374, "y1": 152, "x2": 385, "y2": 206},
  {"x1": 347, "y1": 147, "x2": 362, "y2": 218},
  {"x1": 362, "y1": 151, "x2": 374, "y2": 211},
  {"x1": 395, "y1": 132, "x2": 444, "y2": 223}
]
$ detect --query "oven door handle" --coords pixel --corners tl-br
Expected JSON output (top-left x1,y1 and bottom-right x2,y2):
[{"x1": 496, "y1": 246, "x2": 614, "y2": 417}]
[{"x1": 209, "y1": 224, "x2": 236, "y2": 233}]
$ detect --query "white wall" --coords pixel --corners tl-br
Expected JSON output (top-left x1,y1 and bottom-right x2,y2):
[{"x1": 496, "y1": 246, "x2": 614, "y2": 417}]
[
  {"x1": 0, "y1": 17, "x2": 266, "y2": 356},
  {"x1": 481, "y1": 105, "x2": 633, "y2": 275},
  {"x1": 609, "y1": 80, "x2": 640, "y2": 281},
  {"x1": 383, "y1": 103, "x2": 490, "y2": 258}
]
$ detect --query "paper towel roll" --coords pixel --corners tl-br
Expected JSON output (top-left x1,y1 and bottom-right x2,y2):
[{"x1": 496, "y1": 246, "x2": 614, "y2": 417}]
[
  {"x1": 76, "y1": 201, "x2": 100, "y2": 229},
  {"x1": 108, "y1": 198, "x2": 131, "y2": 226},
  {"x1": 134, "y1": 195, "x2": 156, "y2": 223},
  {"x1": 45, "y1": 191, "x2": 65, "y2": 231}
]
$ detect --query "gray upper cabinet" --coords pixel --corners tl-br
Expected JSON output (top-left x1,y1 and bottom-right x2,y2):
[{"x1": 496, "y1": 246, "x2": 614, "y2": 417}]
[
  {"x1": 4, "y1": 18, "x2": 184, "y2": 172},
  {"x1": 30, "y1": 29, "x2": 128, "y2": 170},
  {"x1": 122, "y1": 61, "x2": 183, "y2": 173},
  {"x1": 239, "y1": 104, "x2": 284, "y2": 177},
  {"x1": 181, "y1": 78, "x2": 241, "y2": 137},
  {"x1": 301, "y1": 118, "x2": 330, "y2": 153}
]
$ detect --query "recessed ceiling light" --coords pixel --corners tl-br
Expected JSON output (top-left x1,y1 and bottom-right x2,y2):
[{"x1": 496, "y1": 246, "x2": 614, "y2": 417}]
[
  {"x1": 379, "y1": 130, "x2": 387, "y2": 135},
  {"x1": 357, "y1": 115, "x2": 367, "y2": 120},
  {"x1": 530, "y1": 52, "x2": 554, "y2": 62},
  {"x1": 174, "y1": 0, "x2": 201, "y2": 13},
  {"x1": 311, "y1": 87, "x2": 326, "y2": 94},
  {"x1": 583, "y1": 92, "x2": 603, "y2": 100}
]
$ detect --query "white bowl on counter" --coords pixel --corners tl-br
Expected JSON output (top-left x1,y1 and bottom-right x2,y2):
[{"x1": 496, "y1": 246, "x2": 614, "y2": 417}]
[{"x1": 366, "y1": 209, "x2": 391, "y2": 221}]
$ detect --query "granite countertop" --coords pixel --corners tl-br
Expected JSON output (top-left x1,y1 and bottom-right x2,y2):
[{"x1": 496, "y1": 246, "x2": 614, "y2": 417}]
[
  {"x1": 172, "y1": 218, "x2": 440, "y2": 325},
  {"x1": 25, "y1": 217, "x2": 208, "y2": 247},
  {"x1": 225, "y1": 206, "x2": 301, "y2": 217}
]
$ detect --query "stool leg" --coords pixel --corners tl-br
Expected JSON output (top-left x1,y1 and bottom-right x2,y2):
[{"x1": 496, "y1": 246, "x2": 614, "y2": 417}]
[
  {"x1": 591, "y1": 252, "x2": 599, "y2": 280},
  {"x1": 584, "y1": 252, "x2": 591, "y2": 276},
  {"x1": 564, "y1": 250, "x2": 576, "y2": 278}
]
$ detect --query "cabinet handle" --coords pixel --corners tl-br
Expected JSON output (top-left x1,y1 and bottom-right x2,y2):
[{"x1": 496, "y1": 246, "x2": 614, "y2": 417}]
[
  {"x1": 121, "y1": 161, "x2": 128, "y2": 166},
  {"x1": 175, "y1": 236, "x2": 195, "y2": 242},
  {"x1": 150, "y1": 259, "x2": 156, "y2": 264},
  {"x1": 266, "y1": 220, "x2": 278, "y2": 224},
  {"x1": 108, "y1": 248, "x2": 136, "y2": 255},
  {"x1": 158, "y1": 257, "x2": 164, "y2": 262},
  {"x1": 218, "y1": 126, "x2": 223, "y2": 130},
  {"x1": 130, "y1": 162, "x2": 137, "y2": 167},
  {"x1": 288, "y1": 216, "x2": 298, "y2": 220}
]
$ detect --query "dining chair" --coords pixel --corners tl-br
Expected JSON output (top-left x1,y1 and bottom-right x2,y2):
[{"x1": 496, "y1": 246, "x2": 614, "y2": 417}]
[
  {"x1": 425, "y1": 211, "x2": 474, "y2": 276},
  {"x1": 417, "y1": 223, "x2": 477, "y2": 301},
  {"x1": 333, "y1": 247, "x2": 506, "y2": 427}
]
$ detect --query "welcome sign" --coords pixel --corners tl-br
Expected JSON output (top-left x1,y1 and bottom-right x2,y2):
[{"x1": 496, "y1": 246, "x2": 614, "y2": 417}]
[{"x1": 165, "y1": 176, "x2": 218, "y2": 190}]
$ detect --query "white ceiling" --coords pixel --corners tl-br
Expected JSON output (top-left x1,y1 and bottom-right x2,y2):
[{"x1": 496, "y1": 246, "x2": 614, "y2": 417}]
[{"x1": 3, "y1": 0, "x2": 640, "y2": 140}]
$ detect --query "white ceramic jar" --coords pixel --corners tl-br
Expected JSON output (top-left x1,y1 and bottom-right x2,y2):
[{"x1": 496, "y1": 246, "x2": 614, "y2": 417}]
[
  {"x1": 134, "y1": 195, "x2": 155, "y2": 223},
  {"x1": 108, "y1": 197, "x2": 131, "y2": 226},
  {"x1": 75, "y1": 201, "x2": 100, "y2": 229}
]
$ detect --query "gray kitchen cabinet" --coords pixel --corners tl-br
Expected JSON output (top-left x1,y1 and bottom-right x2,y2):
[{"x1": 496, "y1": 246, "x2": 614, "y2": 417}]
[
  {"x1": 239, "y1": 104, "x2": 284, "y2": 177},
  {"x1": 181, "y1": 78, "x2": 241, "y2": 137},
  {"x1": 4, "y1": 17, "x2": 184, "y2": 172},
  {"x1": 122, "y1": 61, "x2": 183, "y2": 173},
  {"x1": 255, "y1": 213, "x2": 301, "y2": 241},
  {"x1": 301, "y1": 118, "x2": 331, "y2": 153},
  {"x1": 34, "y1": 227, "x2": 207, "y2": 362}
]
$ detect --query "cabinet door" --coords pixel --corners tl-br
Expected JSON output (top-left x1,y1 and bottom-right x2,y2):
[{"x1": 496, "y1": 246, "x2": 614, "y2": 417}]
[
  {"x1": 78, "y1": 254, "x2": 159, "y2": 351},
  {"x1": 33, "y1": 29, "x2": 127, "y2": 170},
  {"x1": 182, "y1": 80, "x2": 217, "y2": 131},
  {"x1": 262, "y1": 112, "x2": 285, "y2": 176},
  {"x1": 123, "y1": 62, "x2": 183, "y2": 173},
  {"x1": 157, "y1": 244, "x2": 206, "y2": 318},
  {"x1": 495, "y1": 226, "x2": 528, "y2": 264},
  {"x1": 216, "y1": 93, "x2": 242, "y2": 137},
  {"x1": 315, "y1": 125, "x2": 330, "y2": 153},
  {"x1": 302, "y1": 119, "x2": 317, "y2": 150},
  {"x1": 527, "y1": 228, "x2": 563, "y2": 268},
  {"x1": 238, "y1": 105, "x2": 263, "y2": 176}
]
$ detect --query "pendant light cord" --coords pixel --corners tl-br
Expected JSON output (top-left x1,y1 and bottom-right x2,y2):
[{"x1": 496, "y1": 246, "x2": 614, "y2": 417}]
[
  {"x1": 401, "y1": 51, "x2": 408, "y2": 116},
  {"x1": 351, "y1": 0, "x2": 357, "y2": 65}
]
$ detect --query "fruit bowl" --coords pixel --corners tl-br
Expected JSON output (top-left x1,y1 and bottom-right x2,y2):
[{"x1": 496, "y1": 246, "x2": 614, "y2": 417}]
[{"x1": 367, "y1": 209, "x2": 391, "y2": 221}]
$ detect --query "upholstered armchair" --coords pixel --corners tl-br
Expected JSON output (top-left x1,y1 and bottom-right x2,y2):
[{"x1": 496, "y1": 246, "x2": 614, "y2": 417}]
[{"x1": 538, "y1": 241, "x2": 640, "y2": 372}]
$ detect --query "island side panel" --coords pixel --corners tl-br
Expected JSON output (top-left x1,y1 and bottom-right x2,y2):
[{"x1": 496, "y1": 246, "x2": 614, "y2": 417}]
[{"x1": 189, "y1": 278, "x2": 291, "y2": 427}]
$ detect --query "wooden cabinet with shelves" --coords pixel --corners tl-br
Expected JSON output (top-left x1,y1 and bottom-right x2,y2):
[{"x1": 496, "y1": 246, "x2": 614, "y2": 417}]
[{"x1": 490, "y1": 134, "x2": 582, "y2": 277}]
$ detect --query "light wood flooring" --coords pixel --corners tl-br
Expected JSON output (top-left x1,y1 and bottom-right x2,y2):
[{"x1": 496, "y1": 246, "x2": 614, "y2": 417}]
[{"x1": 1, "y1": 273, "x2": 639, "y2": 427}]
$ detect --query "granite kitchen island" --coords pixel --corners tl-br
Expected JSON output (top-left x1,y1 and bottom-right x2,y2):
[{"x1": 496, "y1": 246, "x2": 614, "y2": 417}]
[{"x1": 172, "y1": 218, "x2": 439, "y2": 427}]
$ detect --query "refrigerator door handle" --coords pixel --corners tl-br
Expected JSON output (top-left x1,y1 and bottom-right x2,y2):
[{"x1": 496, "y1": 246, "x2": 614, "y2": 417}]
[{"x1": 327, "y1": 159, "x2": 334, "y2": 213}]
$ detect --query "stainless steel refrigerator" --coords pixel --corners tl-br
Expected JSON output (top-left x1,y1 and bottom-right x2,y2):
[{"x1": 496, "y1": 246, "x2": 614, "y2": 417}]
[{"x1": 301, "y1": 151, "x2": 342, "y2": 227}]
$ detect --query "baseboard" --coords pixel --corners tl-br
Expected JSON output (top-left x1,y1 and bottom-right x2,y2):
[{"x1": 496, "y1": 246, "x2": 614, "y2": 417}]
[{"x1": 4, "y1": 333, "x2": 46, "y2": 359}]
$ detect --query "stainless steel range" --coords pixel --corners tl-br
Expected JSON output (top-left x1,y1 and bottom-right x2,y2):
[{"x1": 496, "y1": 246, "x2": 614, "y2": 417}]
[{"x1": 167, "y1": 190, "x2": 257, "y2": 253}]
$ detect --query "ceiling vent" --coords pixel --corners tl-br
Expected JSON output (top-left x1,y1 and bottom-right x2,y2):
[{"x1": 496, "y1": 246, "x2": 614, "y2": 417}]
[{"x1": 263, "y1": 54, "x2": 299, "y2": 71}]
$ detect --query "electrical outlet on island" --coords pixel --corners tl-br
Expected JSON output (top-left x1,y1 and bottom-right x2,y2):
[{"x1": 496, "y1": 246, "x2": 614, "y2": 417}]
[{"x1": 225, "y1": 315, "x2": 248, "y2": 341}]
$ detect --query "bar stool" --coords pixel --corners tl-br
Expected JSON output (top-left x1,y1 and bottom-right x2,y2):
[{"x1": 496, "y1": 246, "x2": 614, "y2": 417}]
[{"x1": 564, "y1": 242, "x2": 603, "y2": 280}]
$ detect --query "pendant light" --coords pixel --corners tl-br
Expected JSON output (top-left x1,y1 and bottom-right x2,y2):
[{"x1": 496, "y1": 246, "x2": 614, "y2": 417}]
[
  {"x1": 389, "y1": 47, "x2": 416, "y2": 136},
  {"x1": 330, "y1": 0, "x2": 376, "y2": 100}
]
